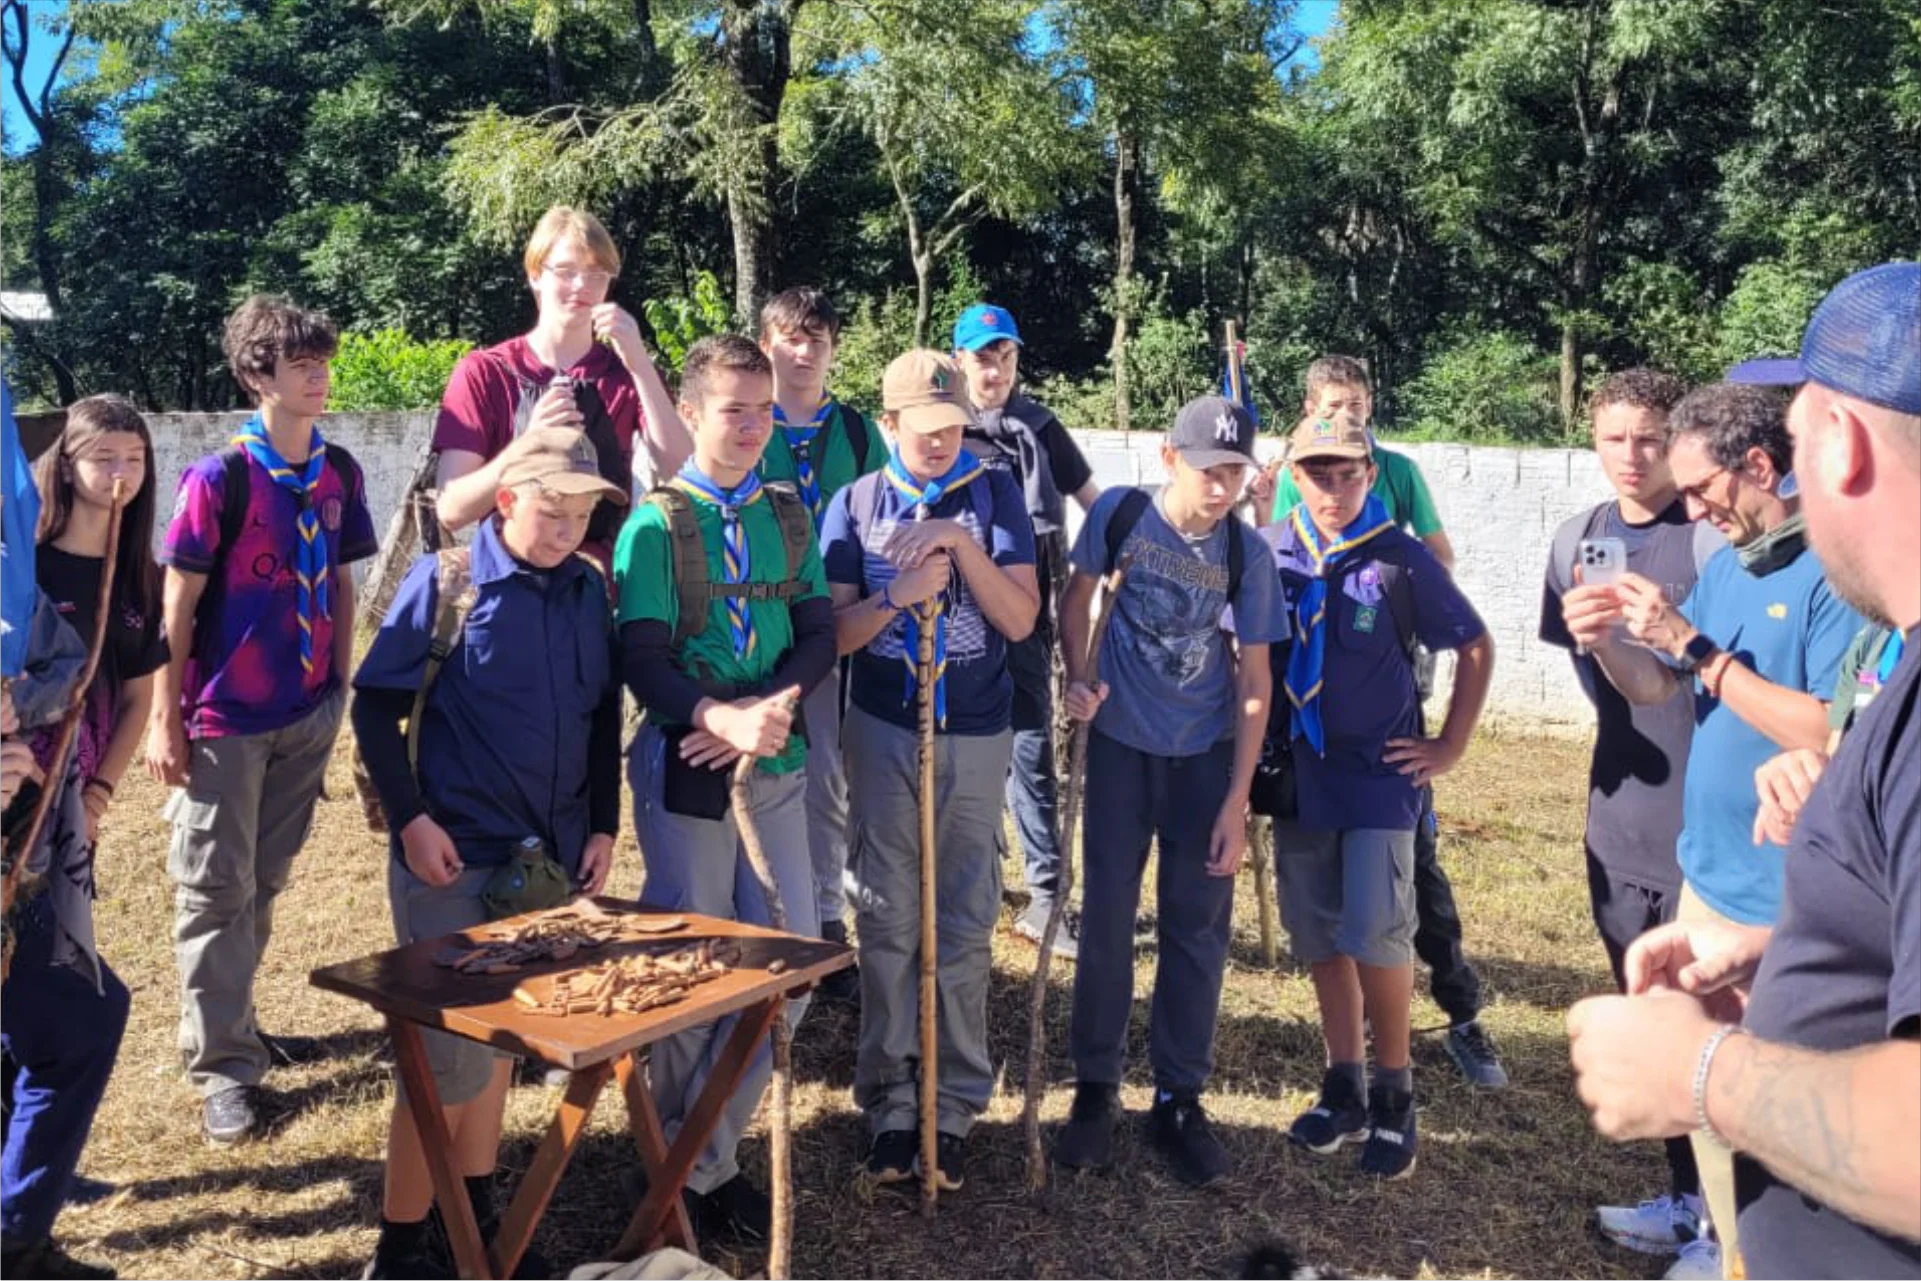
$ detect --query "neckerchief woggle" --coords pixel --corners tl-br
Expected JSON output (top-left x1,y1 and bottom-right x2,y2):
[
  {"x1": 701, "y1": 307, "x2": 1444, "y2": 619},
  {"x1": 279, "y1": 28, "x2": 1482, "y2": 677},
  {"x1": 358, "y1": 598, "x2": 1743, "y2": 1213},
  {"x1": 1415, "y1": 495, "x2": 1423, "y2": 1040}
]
[
  {"x1": 231, "y1": 415, "x2": 331, "y2": 675},
  {"x1": 1284, "y1": 493, "x2": 1396, "y2": 755},
  {"x1": 771, "y1": 396, "x2": 836, "y2": 527},
  {"x1": 672, "y1": 462, "x2": 764, "y2": 660},
  {"x1": 884, "y1": 447, "x2": 985, "y2": 729}
]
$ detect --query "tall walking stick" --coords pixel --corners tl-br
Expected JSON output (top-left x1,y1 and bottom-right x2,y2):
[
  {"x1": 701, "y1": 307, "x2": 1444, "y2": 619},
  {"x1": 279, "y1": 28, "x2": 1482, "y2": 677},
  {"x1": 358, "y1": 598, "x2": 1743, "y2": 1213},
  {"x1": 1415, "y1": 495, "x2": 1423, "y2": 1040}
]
[
  {"x1": 1022, "y1": 555, "x2": 1131, "y2": 1191},
  {"x1": 3, "y1": 478, "x2": 126, "y2": 979},
  {"x1": 731, "y1": 688, "x2": 801, "y2": 1279},
  {"x1": 914, "y1": 597, "x2": 940, "y2": 1217}
]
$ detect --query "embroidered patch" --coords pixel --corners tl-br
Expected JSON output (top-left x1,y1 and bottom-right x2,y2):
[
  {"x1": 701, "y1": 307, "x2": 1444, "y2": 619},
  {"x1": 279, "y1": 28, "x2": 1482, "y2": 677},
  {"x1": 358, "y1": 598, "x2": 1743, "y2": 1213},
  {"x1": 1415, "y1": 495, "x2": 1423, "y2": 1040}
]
[
  {"x1": 321, "y1": 495, "x2": 344, "y2": 532},
  {"x1": 1767, "y1": 602, "x2": 1787, "y2": 620},
  {"x1": 1354, "y1": 604, "x2": 1379, "y2": 633}
]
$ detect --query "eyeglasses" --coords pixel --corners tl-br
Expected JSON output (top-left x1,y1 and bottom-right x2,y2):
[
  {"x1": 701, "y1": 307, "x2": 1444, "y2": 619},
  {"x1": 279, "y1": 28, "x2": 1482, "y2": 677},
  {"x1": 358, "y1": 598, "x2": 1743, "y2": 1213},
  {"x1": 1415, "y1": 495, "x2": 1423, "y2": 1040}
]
[
  {"x1": 1675, "y1": 465, "x2": 1731, "y2": 506},
  {"x1": 1298, "y1": 463, "x2": 1371, "y2": 491},
  {"x1": 543, "y1": 265, "x2": 613, "y2": 289}
]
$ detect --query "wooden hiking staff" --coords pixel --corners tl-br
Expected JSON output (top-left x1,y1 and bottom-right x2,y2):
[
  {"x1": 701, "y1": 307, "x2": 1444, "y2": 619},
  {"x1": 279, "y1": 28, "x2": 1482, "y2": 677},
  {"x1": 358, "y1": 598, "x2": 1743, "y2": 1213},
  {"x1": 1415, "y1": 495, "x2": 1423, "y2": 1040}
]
[
  {"x1": 914, "y1": 597, "x2": 940, "y2": 1218},
  {"x1": 731, "y1": 688, "x2": 801, "y2": 1280},
  {"x1": 2, "y1": 477, "x2": 126, "y2": 980},
  {"x1": 1022, "y1": 553, "x2": 1131, "y2": 1192}
]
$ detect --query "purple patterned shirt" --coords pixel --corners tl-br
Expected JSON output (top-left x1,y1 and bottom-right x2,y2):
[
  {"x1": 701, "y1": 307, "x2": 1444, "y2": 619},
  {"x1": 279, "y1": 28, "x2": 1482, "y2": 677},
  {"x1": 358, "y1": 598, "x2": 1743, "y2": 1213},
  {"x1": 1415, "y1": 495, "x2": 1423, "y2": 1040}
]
[{"x1": 160, "y1": 444, "x2": 377, "y2": 738}]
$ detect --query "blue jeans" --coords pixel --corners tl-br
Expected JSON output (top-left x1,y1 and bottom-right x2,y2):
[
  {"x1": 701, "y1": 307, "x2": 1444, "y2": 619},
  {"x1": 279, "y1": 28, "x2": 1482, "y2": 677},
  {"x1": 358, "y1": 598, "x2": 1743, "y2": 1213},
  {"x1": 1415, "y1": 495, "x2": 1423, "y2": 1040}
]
[{"x1": 1, "y1": 897, "x2": 129, "y2": 1244}]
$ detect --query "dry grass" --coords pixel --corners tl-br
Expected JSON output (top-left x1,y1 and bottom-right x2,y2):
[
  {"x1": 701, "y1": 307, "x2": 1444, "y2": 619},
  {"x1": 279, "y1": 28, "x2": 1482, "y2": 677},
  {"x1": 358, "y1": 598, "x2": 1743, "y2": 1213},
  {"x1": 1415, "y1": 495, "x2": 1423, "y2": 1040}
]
[{"x1": 49, "y1": 730, "x2": 1664, "y2": 1280}]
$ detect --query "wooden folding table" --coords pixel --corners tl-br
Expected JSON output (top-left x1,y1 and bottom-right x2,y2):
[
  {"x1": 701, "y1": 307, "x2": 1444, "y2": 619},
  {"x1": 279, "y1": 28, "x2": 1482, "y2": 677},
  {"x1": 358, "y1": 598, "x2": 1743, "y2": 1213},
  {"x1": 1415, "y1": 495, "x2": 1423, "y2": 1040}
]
[{"x1": 311, "y1": 901, "x2": 849, "y2": 1280}]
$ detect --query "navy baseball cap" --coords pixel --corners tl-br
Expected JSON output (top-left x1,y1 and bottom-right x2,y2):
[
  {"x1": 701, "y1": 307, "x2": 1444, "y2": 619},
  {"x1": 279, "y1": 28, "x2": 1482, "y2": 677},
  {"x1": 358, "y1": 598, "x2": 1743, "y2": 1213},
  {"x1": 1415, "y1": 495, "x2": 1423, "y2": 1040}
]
[
  {"x1": 1171, "y1": 395, "x2": 1258, "y2": 470},
  {"x1": 953, "y1": 303, "x2": 1022, "y2": 352},
  {"x1": 1727, "y1": 261, "x2": 1920, "y2": 414}
]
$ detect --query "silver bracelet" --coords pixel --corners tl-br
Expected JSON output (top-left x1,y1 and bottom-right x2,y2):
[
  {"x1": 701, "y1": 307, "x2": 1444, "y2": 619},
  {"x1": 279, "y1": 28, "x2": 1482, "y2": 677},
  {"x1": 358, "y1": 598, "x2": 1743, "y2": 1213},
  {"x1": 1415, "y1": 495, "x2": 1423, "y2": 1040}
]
[{"x1": 1694, "y1": 1023, "x2": 1745, "y2": 1149}]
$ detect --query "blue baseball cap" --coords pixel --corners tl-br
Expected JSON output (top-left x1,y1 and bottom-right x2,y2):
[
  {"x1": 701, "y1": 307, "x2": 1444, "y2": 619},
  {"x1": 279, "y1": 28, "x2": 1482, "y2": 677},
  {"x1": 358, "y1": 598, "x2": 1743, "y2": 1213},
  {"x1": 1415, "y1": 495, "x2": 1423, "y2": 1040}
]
[
  {"x1": 1727, "y1": 261, "x2": 1920, "y2": 414},
  {"x1": 953, "y1": 303, "x2": 1022, "y2": 352}
]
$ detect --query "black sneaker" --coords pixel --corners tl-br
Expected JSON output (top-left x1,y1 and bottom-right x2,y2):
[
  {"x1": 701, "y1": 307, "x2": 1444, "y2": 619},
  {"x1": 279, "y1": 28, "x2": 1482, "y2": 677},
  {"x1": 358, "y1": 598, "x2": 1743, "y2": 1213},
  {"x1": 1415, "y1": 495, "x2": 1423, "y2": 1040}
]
[
  {"x1": 819, "y1": 921, "x2": 860, "y2": 1005},
  {"x1": 862, "y1": 1129, "x2": 917, "y2": 1184},
  {"x1": 1443, "y1": 1020, "x2": 1509, "y2": 1090},
  {"x1": 202, "y1": 1085, "x2": 260, "y2": 1146},
  {"x1": 1149, "y1": 1092, "x2": 1231, "y2": 1187},
  {"x1": 683, "y1": 1174, "x2": 771, "y2": 1243},
  {"x1": 361, "y1": 1221, "x2": 449, "y2": 1280},
  {"x1": 1054, "y1": 1081, "x2": 1121, "y2": 1170},
  {"x1": 1, "y1": 1238, "x2": 117, "y2": 1280},
  {"x1": 915, "y1": 1132, "x2": 966, "y2": 1192},
  {"x1": 1288, "y1": 1069, "x2": 1369, "y2": 1155},
  {"x1": 1358, "y1": 1083, "x2": 1418, "y2": 1180}
]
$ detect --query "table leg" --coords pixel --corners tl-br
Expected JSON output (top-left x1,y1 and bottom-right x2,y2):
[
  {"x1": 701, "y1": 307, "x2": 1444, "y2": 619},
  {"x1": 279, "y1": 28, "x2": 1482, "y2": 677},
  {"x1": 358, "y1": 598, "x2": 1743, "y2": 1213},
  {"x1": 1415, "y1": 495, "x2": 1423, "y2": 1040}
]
[
  {"x1": 612, "y1": 997, "x2": 782, "y2": 1259},
  {"x1": 613, "y1": 1053, "x2": 695, "y2": 1253},
  {"x1": 389, "y1": 1017, "x2": 492, "y2": 1281},
  {"x1": 489, "y1": 1060, "x2": 613, "y2": 1279}
]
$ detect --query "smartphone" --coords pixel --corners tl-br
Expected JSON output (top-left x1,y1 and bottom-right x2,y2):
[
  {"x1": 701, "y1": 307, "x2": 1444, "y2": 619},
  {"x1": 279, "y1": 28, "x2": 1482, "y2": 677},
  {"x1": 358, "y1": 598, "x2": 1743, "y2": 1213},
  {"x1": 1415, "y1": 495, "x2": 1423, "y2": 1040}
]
[{"x1": 1578, "y1": 537, "x2": 1628, "y2": 587}]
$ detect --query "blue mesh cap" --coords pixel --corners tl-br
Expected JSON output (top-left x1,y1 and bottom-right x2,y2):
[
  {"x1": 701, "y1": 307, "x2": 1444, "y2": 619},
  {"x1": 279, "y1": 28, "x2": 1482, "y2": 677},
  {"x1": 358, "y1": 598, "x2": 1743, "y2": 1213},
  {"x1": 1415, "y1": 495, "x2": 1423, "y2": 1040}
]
[{"x1": 1728, "y1": 261, "x2": 1920, "y2": 414}]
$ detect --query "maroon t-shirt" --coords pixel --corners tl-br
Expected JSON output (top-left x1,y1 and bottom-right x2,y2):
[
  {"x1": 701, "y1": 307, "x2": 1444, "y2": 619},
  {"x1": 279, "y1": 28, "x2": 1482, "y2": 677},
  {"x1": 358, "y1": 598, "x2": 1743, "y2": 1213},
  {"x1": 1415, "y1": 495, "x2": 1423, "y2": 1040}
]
[{"x1": 434, "y1": 336, "x2": 643, "y2": 569}]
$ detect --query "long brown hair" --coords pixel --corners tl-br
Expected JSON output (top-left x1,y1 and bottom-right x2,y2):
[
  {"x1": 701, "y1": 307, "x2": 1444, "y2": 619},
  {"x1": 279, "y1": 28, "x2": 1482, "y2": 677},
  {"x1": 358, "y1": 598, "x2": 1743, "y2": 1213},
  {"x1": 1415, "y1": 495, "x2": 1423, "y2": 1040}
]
[{"x1": 34, "y1": 394, "x2": 162, "y2": 627}]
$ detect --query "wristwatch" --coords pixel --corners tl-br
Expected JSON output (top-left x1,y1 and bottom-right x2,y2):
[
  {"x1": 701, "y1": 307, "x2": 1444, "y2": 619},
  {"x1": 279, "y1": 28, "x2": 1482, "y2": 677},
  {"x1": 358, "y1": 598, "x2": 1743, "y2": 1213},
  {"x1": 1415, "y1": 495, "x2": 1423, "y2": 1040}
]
[{"x1": 1679, "y1": 632, "x2": 1721, "y2": 673}]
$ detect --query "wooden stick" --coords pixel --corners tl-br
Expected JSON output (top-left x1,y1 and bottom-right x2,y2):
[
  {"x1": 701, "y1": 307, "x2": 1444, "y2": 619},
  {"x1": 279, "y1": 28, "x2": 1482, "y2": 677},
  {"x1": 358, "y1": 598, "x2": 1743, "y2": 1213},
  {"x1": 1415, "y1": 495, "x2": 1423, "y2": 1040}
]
[
  {"x1": 1247, "y1": 811, "x2": 1279, "y2": 967},
  {"x1": 1022, "y1": 556, "x2": 1130, "y2": 1191},
  {"x1": 915, "y1": 597, "x2": 940, "y2": 1218},
  {"x1": 3, "y1": 477, "x2": 125, "y2": 978},
  {"x1": 730, "y1": 689, "x2": 799, "y2": 1279}
]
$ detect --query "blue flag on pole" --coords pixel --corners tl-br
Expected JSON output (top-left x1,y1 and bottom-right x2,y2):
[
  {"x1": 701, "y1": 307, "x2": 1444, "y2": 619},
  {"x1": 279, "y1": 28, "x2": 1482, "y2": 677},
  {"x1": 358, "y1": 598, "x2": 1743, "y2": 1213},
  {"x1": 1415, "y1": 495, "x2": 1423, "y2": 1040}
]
[{"x1": 2, "y1": 378, "x2": 41, "y2": 678}]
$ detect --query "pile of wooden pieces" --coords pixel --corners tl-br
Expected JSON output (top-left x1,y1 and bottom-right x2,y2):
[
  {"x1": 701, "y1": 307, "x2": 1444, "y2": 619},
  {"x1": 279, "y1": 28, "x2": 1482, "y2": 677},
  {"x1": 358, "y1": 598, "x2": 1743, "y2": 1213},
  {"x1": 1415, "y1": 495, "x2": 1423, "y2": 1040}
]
[
  {"x1": 513, "y1": 938, "x2": 747, "y2": 1018},
  {"x1": 435, "y1": 902, "x2": 689, "y2": 976}
]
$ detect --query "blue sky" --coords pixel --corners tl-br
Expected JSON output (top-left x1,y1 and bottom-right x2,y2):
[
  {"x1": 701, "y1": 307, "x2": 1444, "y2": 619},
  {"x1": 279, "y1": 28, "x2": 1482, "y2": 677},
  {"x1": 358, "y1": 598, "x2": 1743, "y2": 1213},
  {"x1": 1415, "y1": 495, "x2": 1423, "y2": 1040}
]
[{"x1": 5, "y1": 0, "x2": 1339, "y2": 152}]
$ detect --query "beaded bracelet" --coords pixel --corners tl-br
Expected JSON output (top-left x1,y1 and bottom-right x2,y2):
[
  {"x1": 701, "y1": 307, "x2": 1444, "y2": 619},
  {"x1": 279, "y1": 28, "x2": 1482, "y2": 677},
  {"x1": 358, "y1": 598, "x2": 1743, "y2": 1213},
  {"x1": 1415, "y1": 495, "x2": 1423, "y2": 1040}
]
[{"x1": 1694, "y1": 1023, "x2": 1746, "y2": 1149}]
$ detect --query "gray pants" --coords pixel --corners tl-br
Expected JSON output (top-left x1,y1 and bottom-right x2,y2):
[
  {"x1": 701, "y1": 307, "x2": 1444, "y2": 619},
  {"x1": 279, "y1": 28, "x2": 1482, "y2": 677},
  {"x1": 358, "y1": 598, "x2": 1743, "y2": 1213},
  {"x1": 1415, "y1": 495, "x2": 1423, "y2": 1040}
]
[
  {"x1": 843, "y1": 706, "x2": 1009, "y2": 1138},
  {"x1": 168, "y1": 688, "x2": 345, "y2": 1096},
  {"x1": 630, "y1": 723, "x2": 816, "y2": 1195},
  {"x1": 1070, "y1": 730, "x2": 1237, "y2": 1094},
  {"x1": 802, "y1": 667, "x2": 852, "y2": 931},
  {"x1": 387, "y1": 860, "x2": 506, "y2": 1105}
]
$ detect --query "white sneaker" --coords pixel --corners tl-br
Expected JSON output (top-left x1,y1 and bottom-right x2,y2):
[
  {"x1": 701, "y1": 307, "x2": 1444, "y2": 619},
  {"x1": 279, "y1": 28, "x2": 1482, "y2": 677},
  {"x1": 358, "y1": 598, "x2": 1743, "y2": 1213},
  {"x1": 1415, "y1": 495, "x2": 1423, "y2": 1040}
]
[
  {"x1": 1664, "y1": 1237, "x2": 1722, "y2": 1280},
  {"x1": 1597, "y1": 1193, "x2": 1702, "y2": 1255}
]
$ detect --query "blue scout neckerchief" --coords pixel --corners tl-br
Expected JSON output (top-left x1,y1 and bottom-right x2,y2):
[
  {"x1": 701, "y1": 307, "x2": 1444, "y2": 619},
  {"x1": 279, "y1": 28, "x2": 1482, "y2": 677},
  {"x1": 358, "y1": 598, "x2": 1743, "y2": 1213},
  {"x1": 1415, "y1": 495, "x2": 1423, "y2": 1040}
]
[
  {"x1": 1284, "y1": 492, "x2": 1396, "y2": 754},
  {"x1": 672, "y1": 461, "x2": 764, "y2": 659},
  {"x1": 231, "y1": 415, "x2": 331, "y2": 675},
  {"x1": 772, "y1": 395, "x2": 836, "y2": 525},
  {"x1": 883, "y1": 447, "x2": 985, "y2": 729}
]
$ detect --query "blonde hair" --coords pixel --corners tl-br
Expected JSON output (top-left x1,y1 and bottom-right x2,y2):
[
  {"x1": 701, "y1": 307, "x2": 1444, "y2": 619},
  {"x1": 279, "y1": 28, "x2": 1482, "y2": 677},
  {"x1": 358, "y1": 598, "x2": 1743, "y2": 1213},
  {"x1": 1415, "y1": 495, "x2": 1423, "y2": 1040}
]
[{"x1": 522, "y1": 206, "x2": 621, "y2": 280}]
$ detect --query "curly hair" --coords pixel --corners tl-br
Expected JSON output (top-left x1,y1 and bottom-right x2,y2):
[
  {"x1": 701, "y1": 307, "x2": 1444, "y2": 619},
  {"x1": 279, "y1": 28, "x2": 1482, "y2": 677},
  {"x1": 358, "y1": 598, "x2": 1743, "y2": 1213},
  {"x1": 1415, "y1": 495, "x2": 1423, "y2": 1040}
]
[
  {"x1": 223, "y1": 295, "x2": 338, "y2": 403},
  {"x1": 1591, "y1": 368, "x2": 1688, "y2": 419},
  {"x1": 1667, "y1": 383, "x2": 1792, "y2": 475}
]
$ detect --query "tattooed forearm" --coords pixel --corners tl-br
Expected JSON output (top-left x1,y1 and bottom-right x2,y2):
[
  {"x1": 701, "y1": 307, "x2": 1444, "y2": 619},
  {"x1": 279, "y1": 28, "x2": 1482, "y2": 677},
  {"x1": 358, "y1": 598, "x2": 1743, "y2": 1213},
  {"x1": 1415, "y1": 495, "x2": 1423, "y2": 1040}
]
[{"x1": 1708, "y1": 1034, "x2": 1921, "y2": 1243}]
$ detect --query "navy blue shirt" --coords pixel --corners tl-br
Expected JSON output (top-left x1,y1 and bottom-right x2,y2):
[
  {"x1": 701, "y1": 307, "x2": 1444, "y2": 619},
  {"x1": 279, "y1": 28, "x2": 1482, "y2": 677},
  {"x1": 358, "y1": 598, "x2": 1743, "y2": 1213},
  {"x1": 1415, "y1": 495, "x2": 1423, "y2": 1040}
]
[
  {"x1": 354, "y1": 518, "x2": 620, "y2": 870},
  {"x1": 1264, "y1": 521, "x2": 1485, "y2": 832},
  {"x1": 1736, "y1": 626, "x2": 1921, "y2": 1279},
  {"x1": 820, "y1": 466, "x2": 1035, "y2": 736}
]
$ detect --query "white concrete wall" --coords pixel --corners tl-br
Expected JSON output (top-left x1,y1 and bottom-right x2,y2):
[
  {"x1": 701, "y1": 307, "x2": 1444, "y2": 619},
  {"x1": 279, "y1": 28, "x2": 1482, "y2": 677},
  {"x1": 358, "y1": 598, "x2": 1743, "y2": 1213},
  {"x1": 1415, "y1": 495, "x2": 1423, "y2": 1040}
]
[{"x1": 146, "y1": 414, "x2": 1610, "y2": 732}]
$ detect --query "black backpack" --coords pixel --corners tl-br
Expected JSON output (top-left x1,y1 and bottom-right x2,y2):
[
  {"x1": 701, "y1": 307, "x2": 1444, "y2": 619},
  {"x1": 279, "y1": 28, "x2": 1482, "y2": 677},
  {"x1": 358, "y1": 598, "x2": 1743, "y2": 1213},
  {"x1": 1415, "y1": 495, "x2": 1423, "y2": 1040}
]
[{"x1": 492, "y1": 355, "x2": 632, "y2": 547}]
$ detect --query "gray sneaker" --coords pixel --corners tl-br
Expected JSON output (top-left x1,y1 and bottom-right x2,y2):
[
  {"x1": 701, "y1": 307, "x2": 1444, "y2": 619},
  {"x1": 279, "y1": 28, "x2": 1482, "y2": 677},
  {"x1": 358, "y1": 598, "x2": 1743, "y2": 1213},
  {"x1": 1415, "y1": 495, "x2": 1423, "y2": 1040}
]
[
  {"x1": 1443, "y1": 1020, "x2": 1509, "y2": 1090},
  {"x1": 1014, "y1": 900, "x2": 1079, "y2": 962},
  {"x1": 202, "y1": 1085, "x2": 260, "y2": 1146}
]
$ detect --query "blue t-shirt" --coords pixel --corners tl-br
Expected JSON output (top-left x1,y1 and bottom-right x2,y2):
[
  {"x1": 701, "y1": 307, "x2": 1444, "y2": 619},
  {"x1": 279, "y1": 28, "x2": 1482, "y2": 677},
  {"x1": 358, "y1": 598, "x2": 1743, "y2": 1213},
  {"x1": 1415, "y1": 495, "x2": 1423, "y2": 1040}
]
[
  {"x1": 820, "y1": 466, "x2": 1035, "y2": 736},
  {"x1": 1070, "y1": 488, "x2": 1288, "y2": 759},
  {"x1": 1676, "y1": 542, "x2": 1863, "y2": 925},
  {"x1": 1736, "y1": 627, "x2": 1920, "y2": 1279},
  {"x1": 1265, "y1": 520, "x2": 1486, "y2": 832},
  {"x1": 354, "y1": 518, "x2": 617, "y2": 869}
]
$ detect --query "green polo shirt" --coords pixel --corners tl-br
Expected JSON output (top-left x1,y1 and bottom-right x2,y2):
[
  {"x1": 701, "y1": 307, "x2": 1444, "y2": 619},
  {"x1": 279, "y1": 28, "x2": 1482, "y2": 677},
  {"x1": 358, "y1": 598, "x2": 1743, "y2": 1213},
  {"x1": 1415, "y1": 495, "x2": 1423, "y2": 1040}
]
[
  {"x1": 1272, "y1": 445, "x2": 1444, "y2": 536},
  {"x1": 612, "y1": 488, "x2": 829, "y2": 774},
  {"x1": 756, "y1": 401, "x2": 882, "y2": 527}
]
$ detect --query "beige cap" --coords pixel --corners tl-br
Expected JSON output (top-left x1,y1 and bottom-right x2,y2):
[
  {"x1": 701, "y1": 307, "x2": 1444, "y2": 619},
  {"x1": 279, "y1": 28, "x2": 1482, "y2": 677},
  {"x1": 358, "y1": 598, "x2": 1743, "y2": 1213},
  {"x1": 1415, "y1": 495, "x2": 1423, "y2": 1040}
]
[
  {"x1": 881, "y1": 349, "x2": 972, "y2": 434},
  {"x1": 497, "y1": 427, "x2": 629, "y2": 505},
  {"x1": 1285, "y1": 413, "x2": 1372, "y2": 464}
]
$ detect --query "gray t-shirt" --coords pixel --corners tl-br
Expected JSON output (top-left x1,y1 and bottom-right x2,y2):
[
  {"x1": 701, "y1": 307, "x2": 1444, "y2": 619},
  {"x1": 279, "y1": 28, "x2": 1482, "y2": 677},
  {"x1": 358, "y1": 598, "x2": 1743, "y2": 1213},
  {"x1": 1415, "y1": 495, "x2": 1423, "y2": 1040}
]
[{"x1": 1069, "y1": 486, "x2": 1288, "y2": 758}]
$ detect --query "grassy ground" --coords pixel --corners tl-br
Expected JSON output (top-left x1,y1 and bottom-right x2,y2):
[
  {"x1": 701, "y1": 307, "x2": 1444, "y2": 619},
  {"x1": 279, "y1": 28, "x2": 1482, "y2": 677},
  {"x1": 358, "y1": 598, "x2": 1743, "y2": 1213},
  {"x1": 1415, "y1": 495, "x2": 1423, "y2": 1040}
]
[{"x1": 50, "y1": 730, "x2": 1665, "y2": 1280}]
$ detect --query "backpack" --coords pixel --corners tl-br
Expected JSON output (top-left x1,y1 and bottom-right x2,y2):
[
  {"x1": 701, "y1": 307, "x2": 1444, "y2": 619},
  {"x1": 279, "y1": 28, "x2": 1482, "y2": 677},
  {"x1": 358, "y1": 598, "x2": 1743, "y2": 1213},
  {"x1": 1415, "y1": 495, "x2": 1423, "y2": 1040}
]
[
  {"x1": 352, "y1": 548, "x2": 481, "y2": 833},
  {"x1": 494, "y1": 355, "x2": 632, "y2": 547},
  {"x1": 643, "y1": 483, "x2": 816, "y2": 647},
  {"x1": 215, "y1": 441, "x2": 364, "y2": 556},
  {"x1": 1101, "y1": 487, "x2": 1247, "y2": 600},
  {"x1": 838, "y1": 403, "x2": 873, "y2": 475}
]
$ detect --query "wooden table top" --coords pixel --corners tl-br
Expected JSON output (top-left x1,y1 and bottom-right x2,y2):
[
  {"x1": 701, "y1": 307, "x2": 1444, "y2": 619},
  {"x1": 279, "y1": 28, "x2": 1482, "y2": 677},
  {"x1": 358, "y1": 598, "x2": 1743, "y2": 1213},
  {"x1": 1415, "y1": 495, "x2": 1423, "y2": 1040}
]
[{"x1": 310, "y1": 899, "x2": 850, "y2": 1071}]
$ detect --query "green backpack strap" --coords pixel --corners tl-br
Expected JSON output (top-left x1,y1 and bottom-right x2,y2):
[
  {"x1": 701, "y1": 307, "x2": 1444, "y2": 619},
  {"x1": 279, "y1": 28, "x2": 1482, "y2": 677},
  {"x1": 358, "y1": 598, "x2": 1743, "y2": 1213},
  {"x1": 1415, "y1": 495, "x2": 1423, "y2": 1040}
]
[
  {"x1": 644, "y1": 487, "x2": 715, "y2": 647},
  {"x1": 763, "y1": 482, "x2": 815, "y2": 583},
  {"x1": 405, "y1": 548, "x2": 479, "y2": 775}
]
